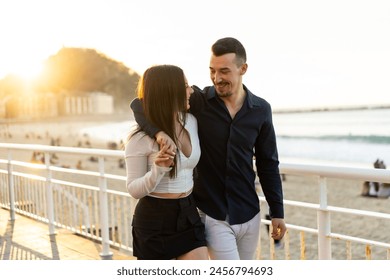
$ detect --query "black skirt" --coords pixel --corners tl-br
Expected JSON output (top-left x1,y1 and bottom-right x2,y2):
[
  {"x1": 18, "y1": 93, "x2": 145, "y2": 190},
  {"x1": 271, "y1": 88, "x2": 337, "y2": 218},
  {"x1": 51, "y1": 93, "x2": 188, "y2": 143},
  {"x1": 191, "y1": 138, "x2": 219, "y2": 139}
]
[{"x1": 131, "y1": 194, "x2": 206, "y2": 260}]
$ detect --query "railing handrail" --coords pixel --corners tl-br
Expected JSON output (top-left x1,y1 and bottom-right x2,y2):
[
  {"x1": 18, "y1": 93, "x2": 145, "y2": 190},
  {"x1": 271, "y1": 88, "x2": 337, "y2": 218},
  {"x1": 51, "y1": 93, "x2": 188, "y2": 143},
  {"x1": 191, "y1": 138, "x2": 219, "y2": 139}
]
[{"x1": 280, "y1": 162, "x2": 390, "y2": 183}]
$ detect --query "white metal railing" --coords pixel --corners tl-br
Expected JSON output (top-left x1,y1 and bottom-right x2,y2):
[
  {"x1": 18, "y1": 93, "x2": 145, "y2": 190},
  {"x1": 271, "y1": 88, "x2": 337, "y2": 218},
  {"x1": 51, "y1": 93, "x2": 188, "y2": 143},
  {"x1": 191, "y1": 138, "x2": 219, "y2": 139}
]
[
  {"x1": 278, "y1": 162, "x2": 390, "y2": 260},
  {"x1": 0, "y1": 142, "x2": 389, "y2": 260}
]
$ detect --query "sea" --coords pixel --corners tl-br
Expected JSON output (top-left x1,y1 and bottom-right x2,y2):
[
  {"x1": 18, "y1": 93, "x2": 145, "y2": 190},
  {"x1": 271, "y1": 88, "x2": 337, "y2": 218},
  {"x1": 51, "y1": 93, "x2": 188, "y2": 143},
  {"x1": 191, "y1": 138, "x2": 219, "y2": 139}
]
[
  {"x1": 81, "y1": 107, "x2": 390, "y2": 169},
  {"x1": 273, "y1": 107, "x2": 390, "y2": 168}
]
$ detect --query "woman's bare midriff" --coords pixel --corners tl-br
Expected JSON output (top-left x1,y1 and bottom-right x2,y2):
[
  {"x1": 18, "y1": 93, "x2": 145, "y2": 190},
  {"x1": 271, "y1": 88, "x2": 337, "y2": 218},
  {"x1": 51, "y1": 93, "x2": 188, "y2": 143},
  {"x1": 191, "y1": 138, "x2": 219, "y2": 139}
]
[{"x1": 149, "y1": 189, "x2": 192, "y2": 199}]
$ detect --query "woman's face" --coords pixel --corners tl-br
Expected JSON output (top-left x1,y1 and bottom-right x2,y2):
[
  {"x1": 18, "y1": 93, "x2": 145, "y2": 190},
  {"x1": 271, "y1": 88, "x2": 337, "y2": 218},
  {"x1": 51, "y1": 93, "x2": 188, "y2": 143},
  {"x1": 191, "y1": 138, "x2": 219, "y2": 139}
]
[{"x1": 184, "y1": 75, "x2": 193, "y2": 110}]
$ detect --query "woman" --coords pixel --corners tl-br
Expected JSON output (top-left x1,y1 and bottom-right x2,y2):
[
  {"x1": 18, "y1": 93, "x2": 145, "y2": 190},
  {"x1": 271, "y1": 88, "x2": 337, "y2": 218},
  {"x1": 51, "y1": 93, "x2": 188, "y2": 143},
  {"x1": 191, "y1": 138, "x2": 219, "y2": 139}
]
[{"x1": 125, "y1": 65, "x2": 208, "y2": 260}]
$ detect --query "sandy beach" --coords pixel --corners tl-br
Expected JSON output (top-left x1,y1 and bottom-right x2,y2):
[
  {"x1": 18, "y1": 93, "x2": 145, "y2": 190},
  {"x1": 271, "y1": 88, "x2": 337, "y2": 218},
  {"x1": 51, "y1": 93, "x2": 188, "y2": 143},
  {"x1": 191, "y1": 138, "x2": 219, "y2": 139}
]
[{"x1": 0, "y1": 113, "x2": 389, "y2": 260}]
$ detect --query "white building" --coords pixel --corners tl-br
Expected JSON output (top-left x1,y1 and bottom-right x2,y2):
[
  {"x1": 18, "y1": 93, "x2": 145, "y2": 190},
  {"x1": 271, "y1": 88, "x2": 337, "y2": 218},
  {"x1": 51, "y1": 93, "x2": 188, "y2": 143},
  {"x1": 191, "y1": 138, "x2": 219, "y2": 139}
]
[
  {"x1": 60, "y1": 92, "x2": 114, "y2": 115},
  {"x1": 90, "y1": 92, "x2": 114, "y2": 114}
]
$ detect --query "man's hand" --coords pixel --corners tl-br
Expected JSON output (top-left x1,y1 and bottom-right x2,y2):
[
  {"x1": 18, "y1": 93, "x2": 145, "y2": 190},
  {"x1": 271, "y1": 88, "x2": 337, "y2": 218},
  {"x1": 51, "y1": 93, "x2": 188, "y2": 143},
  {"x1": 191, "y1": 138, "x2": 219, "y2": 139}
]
[
  {"x1": 271, "y1": 218, "x2": 287, "y2": 240},
  {"x1": 156, "y1": 131, "x2": 177, "y2": 154}
]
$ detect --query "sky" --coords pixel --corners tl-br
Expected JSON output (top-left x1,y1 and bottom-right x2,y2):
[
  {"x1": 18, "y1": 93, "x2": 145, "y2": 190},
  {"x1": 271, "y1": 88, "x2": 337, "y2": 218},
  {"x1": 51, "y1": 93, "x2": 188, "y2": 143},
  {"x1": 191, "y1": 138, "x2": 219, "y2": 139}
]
[{"x1": 1, "y1": 0, "x2": 390, "y2": 110}]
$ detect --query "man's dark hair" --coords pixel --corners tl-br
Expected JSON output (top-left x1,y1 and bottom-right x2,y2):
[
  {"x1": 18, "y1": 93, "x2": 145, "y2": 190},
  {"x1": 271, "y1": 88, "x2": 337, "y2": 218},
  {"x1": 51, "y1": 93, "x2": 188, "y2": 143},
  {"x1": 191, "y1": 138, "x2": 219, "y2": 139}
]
[{"x1": 211, "y1": 37, "x2": 247, "y2": 66}]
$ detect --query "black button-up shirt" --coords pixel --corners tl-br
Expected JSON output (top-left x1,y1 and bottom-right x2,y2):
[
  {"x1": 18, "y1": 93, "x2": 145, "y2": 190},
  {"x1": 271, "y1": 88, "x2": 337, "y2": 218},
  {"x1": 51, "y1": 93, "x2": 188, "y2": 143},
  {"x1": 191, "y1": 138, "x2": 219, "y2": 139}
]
[{"x1": 130, "y1": 85, "x2": 284, "y2": 225}]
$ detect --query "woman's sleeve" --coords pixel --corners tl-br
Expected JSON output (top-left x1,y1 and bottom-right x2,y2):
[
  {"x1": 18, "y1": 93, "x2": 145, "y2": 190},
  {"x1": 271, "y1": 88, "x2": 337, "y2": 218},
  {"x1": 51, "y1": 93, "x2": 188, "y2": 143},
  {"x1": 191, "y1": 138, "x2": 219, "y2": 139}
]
[{"x1": 124, "y1": 136, "x2": 171, "y2": 199}]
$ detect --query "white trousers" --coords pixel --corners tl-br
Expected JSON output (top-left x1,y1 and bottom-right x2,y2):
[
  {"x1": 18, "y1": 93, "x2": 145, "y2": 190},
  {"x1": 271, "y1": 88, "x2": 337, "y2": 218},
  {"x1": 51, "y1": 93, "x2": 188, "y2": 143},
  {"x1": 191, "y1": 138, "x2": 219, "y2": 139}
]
[{"x1": 199, "y1": 211, "x2": 260, "y2": 260}]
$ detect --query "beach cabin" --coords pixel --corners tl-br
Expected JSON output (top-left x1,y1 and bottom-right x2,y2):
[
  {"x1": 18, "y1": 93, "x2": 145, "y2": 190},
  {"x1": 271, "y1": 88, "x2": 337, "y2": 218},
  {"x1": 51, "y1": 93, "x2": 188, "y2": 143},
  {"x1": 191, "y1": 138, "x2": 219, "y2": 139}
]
[
  {"x1": 0, "y1": 99, "x2": 6, "y2": 118},
  {"x1": 58, "y1": 92, "x2": 113, "y2": 116},
  {"x1": 5, "y1": 93, "x2": 58, "y2": 119},
  {"x1": 90, "y1": 92, "x2": 114, "y2": 115}
]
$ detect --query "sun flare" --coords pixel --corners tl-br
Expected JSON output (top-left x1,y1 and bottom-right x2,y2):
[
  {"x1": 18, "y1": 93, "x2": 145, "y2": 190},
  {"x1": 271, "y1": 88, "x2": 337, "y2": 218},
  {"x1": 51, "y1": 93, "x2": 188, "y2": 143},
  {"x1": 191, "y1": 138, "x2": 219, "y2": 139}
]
[{"x1": 7, "y1": 60, "x2": 44, "y2": 82}]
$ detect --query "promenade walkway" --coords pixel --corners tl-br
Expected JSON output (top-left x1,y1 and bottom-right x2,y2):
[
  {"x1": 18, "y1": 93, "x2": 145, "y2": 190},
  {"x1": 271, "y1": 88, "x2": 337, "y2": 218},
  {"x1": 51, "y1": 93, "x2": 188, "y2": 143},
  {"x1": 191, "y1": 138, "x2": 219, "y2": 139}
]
[{"x1": 0, "y1": 208, "x2": 134, "y2": 260}]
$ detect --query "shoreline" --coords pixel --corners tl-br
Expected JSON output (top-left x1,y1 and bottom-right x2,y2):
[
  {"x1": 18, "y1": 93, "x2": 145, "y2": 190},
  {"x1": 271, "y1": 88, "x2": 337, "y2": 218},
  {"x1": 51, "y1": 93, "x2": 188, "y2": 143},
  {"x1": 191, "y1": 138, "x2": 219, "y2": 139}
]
[
  {"x1": 1, "y1": 112, "x2": 387, "y2": 168},
  {"x1": 0, "y1": 112, "x2": 134, "y2": 147},
  {"x1": 1, "y1": 103, "x2": 389, "y2": 126},
  {"x1": 273, "y1": 104, "x2": 390, "y2": 114}
]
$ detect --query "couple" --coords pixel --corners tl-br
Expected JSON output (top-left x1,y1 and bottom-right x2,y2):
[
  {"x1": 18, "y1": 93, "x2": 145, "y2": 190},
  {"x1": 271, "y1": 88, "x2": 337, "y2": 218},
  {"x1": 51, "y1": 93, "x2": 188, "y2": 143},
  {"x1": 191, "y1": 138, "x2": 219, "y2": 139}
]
[{"x1": 125, "y1": 37, "x2": 286, "y2": 260}]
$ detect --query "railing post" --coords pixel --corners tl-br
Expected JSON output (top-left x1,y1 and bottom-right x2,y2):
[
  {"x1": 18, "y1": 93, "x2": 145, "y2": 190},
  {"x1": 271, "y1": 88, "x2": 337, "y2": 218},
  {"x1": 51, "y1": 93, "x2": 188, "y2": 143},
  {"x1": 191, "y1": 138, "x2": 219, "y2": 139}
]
[
  {"x1": 45, "y1": 152, "x2": 56, "y2": 235},
  {"x1": 7, "y1": 150, "x2": 16, "y2": 221},
  {"x1": 317, "y1": 176, "x2": 332, "y2": 259},
  {"x1": 98, "y1": 156, "x2": 113, "y2": 260}
]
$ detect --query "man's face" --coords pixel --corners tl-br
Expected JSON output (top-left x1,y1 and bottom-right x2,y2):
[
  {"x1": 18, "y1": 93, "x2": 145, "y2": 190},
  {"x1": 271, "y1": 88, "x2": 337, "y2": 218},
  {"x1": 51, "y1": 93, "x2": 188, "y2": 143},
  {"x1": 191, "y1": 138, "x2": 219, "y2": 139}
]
[{"x1": 209, "y1": 53, "x2": 246, "y2": 98}]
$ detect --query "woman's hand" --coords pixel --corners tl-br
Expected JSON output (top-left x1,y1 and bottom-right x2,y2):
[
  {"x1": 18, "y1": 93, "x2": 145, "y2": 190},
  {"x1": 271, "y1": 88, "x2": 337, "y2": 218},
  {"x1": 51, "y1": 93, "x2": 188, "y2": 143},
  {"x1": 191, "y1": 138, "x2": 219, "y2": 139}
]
[{"x1": 154, "y1": 144, "x2": 175, "y2": 168}]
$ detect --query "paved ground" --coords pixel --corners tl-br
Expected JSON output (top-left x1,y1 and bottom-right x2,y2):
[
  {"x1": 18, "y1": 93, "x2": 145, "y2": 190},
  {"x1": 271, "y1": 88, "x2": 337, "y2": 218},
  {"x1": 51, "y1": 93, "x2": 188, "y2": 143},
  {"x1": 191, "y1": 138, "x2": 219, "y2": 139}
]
[{"x1": 0, "y1": 207, "x2": 135, "y2": 260}]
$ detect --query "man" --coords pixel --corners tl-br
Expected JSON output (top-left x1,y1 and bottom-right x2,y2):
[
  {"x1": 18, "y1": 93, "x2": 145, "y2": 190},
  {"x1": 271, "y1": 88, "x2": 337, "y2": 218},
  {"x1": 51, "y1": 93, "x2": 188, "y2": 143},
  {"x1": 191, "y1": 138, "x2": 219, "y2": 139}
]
[{"x1": 131, "y1": 37, "x2": 286, "y2": 259}]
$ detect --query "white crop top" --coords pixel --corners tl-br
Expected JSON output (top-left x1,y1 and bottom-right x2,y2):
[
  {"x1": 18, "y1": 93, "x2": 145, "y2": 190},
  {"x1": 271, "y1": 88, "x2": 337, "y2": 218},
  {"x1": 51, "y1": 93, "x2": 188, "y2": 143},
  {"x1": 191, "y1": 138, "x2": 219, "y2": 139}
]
[{"x1": 125, "y1": 113, "x2": 200, "y2": 199}]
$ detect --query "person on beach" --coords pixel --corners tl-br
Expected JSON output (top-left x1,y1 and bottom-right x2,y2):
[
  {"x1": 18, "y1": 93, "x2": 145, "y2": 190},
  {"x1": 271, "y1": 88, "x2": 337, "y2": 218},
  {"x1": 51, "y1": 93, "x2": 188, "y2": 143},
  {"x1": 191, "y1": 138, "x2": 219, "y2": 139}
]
[
  {"x1": 124, "y1": 65, "x2": 208, "y2": 260},
  {"x1": 131, "y1": 37, "x2": 286, "y2": 260}
]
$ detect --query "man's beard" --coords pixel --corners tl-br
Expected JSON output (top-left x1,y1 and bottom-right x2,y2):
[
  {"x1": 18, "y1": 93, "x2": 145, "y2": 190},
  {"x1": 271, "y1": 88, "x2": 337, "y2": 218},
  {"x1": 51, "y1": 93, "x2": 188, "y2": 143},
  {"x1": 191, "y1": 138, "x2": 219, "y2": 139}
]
[
  {"x1": 216, "y1": 91, "x2": 233, "y2": 98},
  {"x1": 215, "y1": 82, "x2": 232, "y2": 98}
]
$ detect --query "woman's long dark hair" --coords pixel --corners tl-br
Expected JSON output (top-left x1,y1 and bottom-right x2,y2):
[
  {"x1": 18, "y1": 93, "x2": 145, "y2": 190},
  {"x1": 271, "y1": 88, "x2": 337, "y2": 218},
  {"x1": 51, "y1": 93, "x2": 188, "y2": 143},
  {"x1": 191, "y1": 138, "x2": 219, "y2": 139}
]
[{"x1": 137, "y1": 65, "x2": 188, "y2": 178}]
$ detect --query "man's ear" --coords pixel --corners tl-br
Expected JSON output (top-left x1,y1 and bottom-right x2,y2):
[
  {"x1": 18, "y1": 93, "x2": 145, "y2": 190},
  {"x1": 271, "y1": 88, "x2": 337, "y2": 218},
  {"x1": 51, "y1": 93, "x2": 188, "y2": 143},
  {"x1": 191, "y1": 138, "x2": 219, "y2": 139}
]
[{"x1": 240, "y1": 63, "x2": 248, "y2": 75}]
